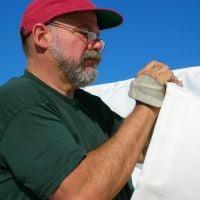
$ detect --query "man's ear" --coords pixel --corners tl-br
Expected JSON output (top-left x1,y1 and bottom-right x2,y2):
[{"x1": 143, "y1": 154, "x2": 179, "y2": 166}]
[{"x1": 31, "y1": 23, "x2": 51, "y2": 49}]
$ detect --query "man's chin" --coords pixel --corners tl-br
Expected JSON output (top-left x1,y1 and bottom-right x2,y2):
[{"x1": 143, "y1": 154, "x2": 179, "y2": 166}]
[
  {"x1": 82, "y1": 63, "x2": 98, "y2": 74},
  {"x1": 79, "y1": 70, "x2": 98, "y2": 87}
]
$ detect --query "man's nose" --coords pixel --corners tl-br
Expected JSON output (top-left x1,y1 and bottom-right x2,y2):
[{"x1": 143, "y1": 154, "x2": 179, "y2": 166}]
[{"x1": 87, "y1": 40, "x2": 104, "y2": 52}]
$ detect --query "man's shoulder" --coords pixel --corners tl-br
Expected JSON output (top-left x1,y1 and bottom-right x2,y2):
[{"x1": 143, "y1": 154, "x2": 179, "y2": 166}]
[
  {"x1": 0, "y1": 76, "x2": 44, "y2": 126},
  {"x1": 0, "y1": 75, "x2": 41, "y2": 105}
]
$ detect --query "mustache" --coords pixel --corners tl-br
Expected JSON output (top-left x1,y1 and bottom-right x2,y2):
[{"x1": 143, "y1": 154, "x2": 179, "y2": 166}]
[{"x1": 81, "y1": 50, "x2": 102, "y2": 64}]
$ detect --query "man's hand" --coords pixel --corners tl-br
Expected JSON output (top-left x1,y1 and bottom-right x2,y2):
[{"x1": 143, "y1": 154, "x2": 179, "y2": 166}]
[
  {"x1": 129, "y1": 60, "x2": 183, "y2": 107},
  {"x1": 137, "y1": 60, "x2": 183, "y2": 87}
]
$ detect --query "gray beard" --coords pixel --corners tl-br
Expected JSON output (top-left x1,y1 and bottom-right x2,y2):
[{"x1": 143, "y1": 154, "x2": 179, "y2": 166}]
[{"x1": 49, "y1": 39, "x2": 101, "y2": 88}]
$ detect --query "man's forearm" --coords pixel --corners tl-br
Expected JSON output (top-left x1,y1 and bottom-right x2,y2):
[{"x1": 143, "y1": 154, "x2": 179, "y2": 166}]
[{"x1": 51, "y1": 104, "x2": 158, "y2": 200}]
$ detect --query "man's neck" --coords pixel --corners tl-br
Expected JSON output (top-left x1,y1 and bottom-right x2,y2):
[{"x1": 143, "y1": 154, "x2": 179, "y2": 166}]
[{"x1": 27, "y1": 59, "x2": 77, "y2": 97}]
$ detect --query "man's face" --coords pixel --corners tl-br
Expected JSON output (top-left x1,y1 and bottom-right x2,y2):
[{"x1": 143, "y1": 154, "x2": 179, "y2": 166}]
[{"x1": 48, "y1": 11, "x2": 102, "y2": 87}]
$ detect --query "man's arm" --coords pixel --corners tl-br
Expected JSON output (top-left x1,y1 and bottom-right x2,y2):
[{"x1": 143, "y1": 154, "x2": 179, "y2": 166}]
[
  {"x1": 50, "y1": 60, "x2": 180, "y2": 200},
  {"x1": 50, "y1": 104, "x2": 158, "y2": 200}
]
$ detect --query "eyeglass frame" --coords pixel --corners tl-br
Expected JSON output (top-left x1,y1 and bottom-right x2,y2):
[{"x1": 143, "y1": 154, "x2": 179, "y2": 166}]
[{"x1": 48, "y1": 21, "x2": 105, "y2": 52}]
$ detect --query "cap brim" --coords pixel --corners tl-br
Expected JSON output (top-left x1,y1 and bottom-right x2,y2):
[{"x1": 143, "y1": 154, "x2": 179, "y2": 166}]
[{"x1": 94, "y1": 9, "x2": 123, "y2": 30}]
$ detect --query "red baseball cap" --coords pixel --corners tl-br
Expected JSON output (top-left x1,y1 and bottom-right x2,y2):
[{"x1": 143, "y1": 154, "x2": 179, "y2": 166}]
[{"x1": 20, "y1": 0, "x2": 123, "y2": 39}]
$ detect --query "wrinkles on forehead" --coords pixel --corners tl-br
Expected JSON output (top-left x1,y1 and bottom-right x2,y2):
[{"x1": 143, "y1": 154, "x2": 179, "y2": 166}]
[{"x1": 54, "y1": 11, "x2": 99, "y2": 33}]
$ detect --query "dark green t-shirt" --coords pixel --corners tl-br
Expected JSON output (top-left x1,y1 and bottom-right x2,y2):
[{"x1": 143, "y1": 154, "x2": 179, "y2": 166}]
[{"x1": 0, "y1": 70, "x2": 133, "y2": 199}]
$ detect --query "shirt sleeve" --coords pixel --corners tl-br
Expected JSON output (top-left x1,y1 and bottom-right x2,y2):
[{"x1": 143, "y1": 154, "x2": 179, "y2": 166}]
[{"x1": 0, "y1": 103, "x2": 87, "y2": 199}]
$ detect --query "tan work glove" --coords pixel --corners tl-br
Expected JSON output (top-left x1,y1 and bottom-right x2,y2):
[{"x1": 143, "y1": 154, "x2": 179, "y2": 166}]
[{"x1": 129, "y1": 74, "x2": 165, "y2": 107}]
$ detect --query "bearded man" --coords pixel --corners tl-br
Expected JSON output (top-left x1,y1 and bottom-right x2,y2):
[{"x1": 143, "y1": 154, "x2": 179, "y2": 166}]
[{"x1": 0, "y1": 0, "x2": 181, "y2": 199}]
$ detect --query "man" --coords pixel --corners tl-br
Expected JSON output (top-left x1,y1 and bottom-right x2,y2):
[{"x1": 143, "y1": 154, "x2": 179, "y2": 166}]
[{"x1": 0, "y1": 0, "x2": 181, "y2": 199}]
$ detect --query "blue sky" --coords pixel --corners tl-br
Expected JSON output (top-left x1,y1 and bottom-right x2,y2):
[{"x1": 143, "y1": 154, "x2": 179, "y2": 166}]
[{"x1": 1, "y1": 0, "x2": 200, "y2": 85}]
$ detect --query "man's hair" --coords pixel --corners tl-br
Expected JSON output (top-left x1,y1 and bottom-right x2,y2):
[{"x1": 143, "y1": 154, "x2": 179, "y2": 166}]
[
  {"x1": 21, "y1": 37, "x2": 30, "y2": 58},
  {"x1": 20, "y1": 25, "x2": 55, "y2": 58}
]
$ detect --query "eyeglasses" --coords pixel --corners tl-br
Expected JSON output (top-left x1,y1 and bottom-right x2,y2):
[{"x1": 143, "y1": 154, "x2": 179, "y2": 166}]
[{"x1": 48, "y1": 21, "x2": 105, "y2": 52}]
